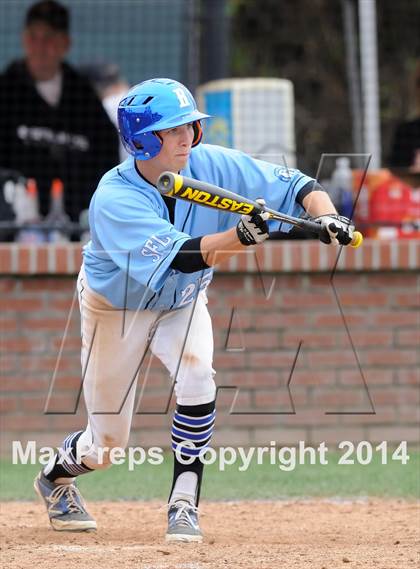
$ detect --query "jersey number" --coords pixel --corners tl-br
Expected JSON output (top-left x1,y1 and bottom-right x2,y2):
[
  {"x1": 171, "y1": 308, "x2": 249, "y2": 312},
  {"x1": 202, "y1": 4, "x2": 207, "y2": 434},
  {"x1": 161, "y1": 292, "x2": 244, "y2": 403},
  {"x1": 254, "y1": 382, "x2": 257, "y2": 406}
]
[{"x1": 179, "y1": 273, "x2": 212, "y2": 307}]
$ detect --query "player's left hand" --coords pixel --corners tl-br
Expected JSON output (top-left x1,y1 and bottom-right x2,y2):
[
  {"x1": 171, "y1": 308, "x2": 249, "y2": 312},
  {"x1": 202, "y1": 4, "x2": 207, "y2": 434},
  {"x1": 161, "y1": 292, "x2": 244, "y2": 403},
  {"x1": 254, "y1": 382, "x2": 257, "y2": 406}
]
[
  {"x1": 315, "y1": 214, "x2": 355, "y2": 245},
  {"x1": 236, "y1": 198, "x2": 270, "y2": 246}
]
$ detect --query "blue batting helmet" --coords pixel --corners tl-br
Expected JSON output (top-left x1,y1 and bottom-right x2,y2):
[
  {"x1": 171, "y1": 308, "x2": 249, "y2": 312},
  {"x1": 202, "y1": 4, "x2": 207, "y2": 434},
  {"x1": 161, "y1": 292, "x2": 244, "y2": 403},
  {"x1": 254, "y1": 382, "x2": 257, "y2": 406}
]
[{"x1": 117, "y1": 78, "x2": 210, "y2": 160}]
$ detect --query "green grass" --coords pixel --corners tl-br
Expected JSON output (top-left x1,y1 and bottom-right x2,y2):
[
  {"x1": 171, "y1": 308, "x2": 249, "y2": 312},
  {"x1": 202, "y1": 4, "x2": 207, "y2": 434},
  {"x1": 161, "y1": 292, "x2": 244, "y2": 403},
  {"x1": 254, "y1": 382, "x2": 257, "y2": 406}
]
[{"x1": 1, "y1": 451, "x2": 419, "y2": 501}]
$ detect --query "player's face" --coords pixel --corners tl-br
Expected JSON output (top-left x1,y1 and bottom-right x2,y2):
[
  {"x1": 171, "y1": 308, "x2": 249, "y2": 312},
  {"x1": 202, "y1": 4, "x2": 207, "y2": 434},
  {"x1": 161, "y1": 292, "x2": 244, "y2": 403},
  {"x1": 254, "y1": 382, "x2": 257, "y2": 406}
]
[
  {"x1": 23, "y1": 22, "x2": 70, "y2": 81},
  {"x1": 156, "y1": 123, "x2": 195, "y2": 171}
]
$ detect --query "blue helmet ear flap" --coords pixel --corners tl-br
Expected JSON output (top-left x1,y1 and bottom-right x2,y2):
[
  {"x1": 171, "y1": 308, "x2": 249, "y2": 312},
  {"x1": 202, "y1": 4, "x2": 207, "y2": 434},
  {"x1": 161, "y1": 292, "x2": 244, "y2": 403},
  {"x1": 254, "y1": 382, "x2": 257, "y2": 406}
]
[{"x1": 130, "y1": 131, "x2": 162, "y2": 160}]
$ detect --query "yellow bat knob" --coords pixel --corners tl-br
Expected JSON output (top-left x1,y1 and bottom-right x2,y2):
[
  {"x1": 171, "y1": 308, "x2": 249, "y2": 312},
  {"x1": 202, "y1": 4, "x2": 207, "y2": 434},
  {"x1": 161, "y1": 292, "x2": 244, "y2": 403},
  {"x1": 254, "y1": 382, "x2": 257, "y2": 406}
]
[{"x1": 351, "y1": 231, "x2": 363, "y2": 248}]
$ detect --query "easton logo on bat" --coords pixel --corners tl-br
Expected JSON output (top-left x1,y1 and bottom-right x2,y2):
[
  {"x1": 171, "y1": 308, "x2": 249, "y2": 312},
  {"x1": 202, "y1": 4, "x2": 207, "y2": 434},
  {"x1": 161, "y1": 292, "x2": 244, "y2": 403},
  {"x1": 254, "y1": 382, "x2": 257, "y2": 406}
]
[{"x1": 169, "y1": 185, "x2": 254, "y2": 214}]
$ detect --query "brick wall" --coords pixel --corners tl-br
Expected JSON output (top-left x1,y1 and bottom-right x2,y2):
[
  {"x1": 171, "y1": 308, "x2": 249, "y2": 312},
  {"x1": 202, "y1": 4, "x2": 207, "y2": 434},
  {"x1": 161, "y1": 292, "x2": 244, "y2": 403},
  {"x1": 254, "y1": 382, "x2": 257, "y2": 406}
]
[{"x1": 1, "y1": 240, "x2": 419, "y2": 456}]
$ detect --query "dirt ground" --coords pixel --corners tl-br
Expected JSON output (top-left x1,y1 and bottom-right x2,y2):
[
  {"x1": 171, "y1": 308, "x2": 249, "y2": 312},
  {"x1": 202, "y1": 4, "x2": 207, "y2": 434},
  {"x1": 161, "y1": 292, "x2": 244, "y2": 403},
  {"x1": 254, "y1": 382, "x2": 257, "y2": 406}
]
[{"x1": 1, "y1": 499, "x2": 419, "y2": 569}]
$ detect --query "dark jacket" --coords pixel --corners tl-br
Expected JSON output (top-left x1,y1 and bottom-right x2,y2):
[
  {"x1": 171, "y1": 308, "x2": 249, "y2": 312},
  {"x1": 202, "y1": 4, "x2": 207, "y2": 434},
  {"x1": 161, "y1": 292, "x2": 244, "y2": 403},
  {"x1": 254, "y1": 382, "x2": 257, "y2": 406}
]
[{"x1": 0, "y1": 60, "x2": 119, "y2": 221}]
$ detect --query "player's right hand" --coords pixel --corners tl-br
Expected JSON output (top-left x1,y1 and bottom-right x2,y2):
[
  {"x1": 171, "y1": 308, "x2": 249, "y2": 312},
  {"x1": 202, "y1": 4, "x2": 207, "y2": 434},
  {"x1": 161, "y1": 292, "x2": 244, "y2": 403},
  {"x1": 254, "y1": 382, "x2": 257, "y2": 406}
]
[{"x1": 236, "y1": 198, "x2": 270, "y2": 246}]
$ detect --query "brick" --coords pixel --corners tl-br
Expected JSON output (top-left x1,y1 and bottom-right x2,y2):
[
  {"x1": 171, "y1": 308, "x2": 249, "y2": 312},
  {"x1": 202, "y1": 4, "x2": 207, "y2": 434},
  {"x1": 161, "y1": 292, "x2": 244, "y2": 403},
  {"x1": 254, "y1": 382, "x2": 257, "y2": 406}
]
[
  {"x1": 379, "y1": 241, "x2": 392, "y2": 268},
  {"x1": 396, "y1": 406, "x2": 420, "y2": 422},
  {"x1": 217, "y1": 390, "x2": 252, "y2": 412},
  {"x1": 55, "y1": 246, "x2": 69, "y2": 273},
  {"x1": 312, "y1": 390, "x2": 366, "y2": 408},
  {"x1": 331, "y1": 274, "x2": 366, "y2": 288},
  {"x1": 0, "y1": 278, "x2": 17, "y2": 292},
  {"x1": 19, "y1": 355, "x2": 78, "y2": 372},
  {"x1": 252, "y1": 274, "x2": 301, "y2": 290},
  {"x1": 0, "y1": 298, "x2": 43, "y2": 311},
  {"x1": 313, "y1": 313, "x2": 368, "y2": 328},
  {"x1": 396, "y1": 369, "x2": 420, "y2": 385},
  {"x1": 248, "y1": 351, "x2": 301, "y2": 369},
  {"x1": 0, "y1": 356, "x2": 17, "y2": 373},
  {"x1": 337, "y1": 292, "x2": 388, "y2": 307},
  {"x1": 253, "y1": 428, "x2": 307, "y2": 445},
  {"x1": 0, "y1": 376, "x2": 47, "y2": 392},
  {"x1": 48, "y1": 415, "x2": 86, "y2": 431},
  {"x1": 345, "y1": 331, "x2": 394, "y2": 348},
  {"x1": 282, "y1": 293, "x2": 332, "y2": 308},
  {"x1": 307, "y1": 350, "x2": 358, "y2": 368},
  {"x1": 282, "y1": 409, "x2": 338, "y2": 427},
  {"x1": 0, "y1": 247, "x2": 12, "y2": 273},
  {"x1": 391, "y1": 293, "x2": 420, "y2": 307},
  {"x1": 310, "y1": 427, "x2": 366, "y2": 444},
  {"x1": 1, "y1": 338, "x2": 46, "y2": 352},
  {"x1": 72, "y1": 248, "x2": 83, "y2": 270},
  {"x1": 240, "y1": 332, "x2": 280, "y2": 349},
  {"x1": 214, "y1": 352, "x2": 246, "y2": 369},
  {"x1": 1, "y1": 319, "x2": 18, "y2": 332},
  {"x1": 223, "y1": 413, "x2": 283, "y2": 427},
  {"x1": 366, "y1": 273, "x2": 418, "y2": 287},
  {"x1": 53, "y1": 337, "x2": 81, "y2": 350},
  {"x1": 283, "y1": 332, "x2": 337, "y2": 348},
  {"x1": 212, "y1": 428, "x2": 252, "y2": 447},
  {"x1": 21, "y1": 278, "x2": 75, "y2": 292},
  {"x1": 135, "y1": 391, "x2": 175, "y2": 413},
  {"x1": 43, "y1": 395, "x2": 81, "y2": 414},
  {"x1": 0, "y1": 396, "x2": 19, "y2": 412},
  {"x1": 366, "y1": 426, "x2": 420, "y2": 444},
  {"x1": 395, "y1": 329, "x2": 420, "y2": 347},
  {"x1": 131, "y1": 414, "x2": 172, "y2": 430},
  {"x1": 212, "y1": 275, "x2": 246, "y2": 291},
  {"x1": 36, "y1": 246, "x2": 49, "y2": 273},
  {"x1": 291, "y1": 370, "x2": 336, "y2": 386},
  {"x1": 338, "y1": 369, "x2": 394, "y2": 386},
  {"x1": 219, "y1": 370, "x2": 282, "y2": 388},
  {"x1": 338, "y1": 408, "x2": 397, "y2": 424},
  {"x1": 48, "y1": 375, "x2": 83, "y2": 391},
  {"x1": 369, "y1": 387, "x2": 420, "y2": 406},
  {"x1": 23, "y1": 318, "x2": 68, "y2": 332},
  {"x1": 3, "y1": 415, "x2": 50, "y2": 431},
  {"x1": 49, "y1": 298, "x2": 75, "y2": 311},
  {"x1": 257, "y1": 313, "x2": 308, "y2": 329},
  {"x1": 17, "y1": 246, "x2": 30, "y2": 273},
  {"x1": 254, "y1": 389, "x2": 301, "y2": 410},
  {"x1": 360, "y1": 349, "x2": 418, "y2": 366},
  {"x1": 373, "y1": 311, "x2": 419, "y2": 327}
]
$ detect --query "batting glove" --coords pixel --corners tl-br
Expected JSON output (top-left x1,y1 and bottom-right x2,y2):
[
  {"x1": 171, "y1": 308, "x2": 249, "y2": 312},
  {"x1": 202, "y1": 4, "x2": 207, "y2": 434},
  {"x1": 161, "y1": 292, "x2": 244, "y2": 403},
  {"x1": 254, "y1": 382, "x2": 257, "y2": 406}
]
[
  {"x1": 315, "y1": 214, "x2": 355, "y2": 245},
  {"x1": 236, "y1": 198, "x2": 270, "y2": 246}
]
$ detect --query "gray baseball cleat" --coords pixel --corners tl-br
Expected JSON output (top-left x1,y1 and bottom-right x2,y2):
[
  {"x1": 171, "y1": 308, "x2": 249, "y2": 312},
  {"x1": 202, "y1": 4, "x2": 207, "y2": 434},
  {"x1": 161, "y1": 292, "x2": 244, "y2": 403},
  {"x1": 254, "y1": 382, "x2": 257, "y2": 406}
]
[
  {"x1": 166, "y1": 499, "x2": 203, "y2": 542},
  {"x1": 34, "y1": 471, "x2": 97, "y2": 532}
]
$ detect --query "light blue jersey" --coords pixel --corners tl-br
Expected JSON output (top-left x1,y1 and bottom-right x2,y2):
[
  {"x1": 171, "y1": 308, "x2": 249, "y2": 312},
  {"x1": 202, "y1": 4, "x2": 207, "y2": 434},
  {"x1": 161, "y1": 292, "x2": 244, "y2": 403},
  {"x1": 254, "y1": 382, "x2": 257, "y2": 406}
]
[{"x1": 83, "y1": 144, "x2": 314, "y2": 310}]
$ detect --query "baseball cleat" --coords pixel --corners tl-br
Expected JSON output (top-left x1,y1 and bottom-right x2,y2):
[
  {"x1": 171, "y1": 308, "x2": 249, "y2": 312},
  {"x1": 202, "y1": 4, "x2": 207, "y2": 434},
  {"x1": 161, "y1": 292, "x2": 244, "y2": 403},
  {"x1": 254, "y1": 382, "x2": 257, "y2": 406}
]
[
  {"x1": 34, "y1": 471, "x2": 97, "y2": 532},
  {"x1": 166, "y1": 499, "x2": 203, "y2": 542}
]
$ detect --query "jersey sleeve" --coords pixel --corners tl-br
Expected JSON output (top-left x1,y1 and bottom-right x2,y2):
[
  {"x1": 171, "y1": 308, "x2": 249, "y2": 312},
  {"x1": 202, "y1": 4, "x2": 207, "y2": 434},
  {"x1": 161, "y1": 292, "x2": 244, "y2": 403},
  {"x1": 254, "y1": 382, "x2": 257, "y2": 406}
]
[
  {"x1": 91, "y1": 188, "x2": 191, "y2": 292},
  {"x1": 191, "y1": 145, "x2": 316, "y2": 233}
]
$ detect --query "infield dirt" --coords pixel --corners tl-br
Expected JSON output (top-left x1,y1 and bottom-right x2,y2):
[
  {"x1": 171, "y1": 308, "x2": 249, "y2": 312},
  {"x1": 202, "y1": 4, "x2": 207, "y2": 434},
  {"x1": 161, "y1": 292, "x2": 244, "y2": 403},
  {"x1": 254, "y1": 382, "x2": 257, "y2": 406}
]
[{"x1": 1, "y1": 499, "x2": 419, "y2": 568}]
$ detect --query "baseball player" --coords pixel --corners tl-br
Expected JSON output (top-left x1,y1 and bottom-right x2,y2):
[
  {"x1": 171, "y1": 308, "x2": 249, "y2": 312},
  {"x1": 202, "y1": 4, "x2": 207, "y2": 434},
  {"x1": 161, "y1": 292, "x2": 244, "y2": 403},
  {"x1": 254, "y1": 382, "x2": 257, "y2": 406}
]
[{"x1": 34, "y1": 78, "x2": 355, "y2": 541}]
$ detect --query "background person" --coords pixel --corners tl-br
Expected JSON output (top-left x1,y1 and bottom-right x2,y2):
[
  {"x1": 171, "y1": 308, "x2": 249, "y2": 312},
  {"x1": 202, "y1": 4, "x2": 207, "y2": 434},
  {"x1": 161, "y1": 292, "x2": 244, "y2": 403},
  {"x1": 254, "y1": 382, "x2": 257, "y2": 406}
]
[{"x1": 0, "y1": 0, "x2": 119, "y2": 230}]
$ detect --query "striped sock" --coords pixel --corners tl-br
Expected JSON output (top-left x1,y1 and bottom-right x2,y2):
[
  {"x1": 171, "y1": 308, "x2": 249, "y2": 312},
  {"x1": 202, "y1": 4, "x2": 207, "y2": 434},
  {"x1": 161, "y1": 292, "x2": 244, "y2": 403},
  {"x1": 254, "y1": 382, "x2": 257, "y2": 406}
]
[
  {"x1": 43, "y1": 430, "x2": 93, "y2": 482},
  {"x1": 170, "y1": 401, "x2": 216, "y2": 505}
]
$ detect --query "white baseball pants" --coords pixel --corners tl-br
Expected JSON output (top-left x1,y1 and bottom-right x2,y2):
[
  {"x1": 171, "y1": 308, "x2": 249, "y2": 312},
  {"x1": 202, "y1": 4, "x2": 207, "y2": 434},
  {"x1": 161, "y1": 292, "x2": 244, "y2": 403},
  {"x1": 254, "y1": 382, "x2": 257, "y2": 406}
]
[{"x1": 75, "y1": 266, "x2": 216, "y2": 469}]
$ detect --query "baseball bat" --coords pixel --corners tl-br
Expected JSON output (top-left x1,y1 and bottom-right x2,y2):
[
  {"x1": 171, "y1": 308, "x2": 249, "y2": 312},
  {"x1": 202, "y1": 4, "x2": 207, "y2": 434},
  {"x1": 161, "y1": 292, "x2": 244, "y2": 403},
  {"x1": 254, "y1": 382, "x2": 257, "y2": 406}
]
[{"x1": 156, "y1": 172, "x2": 363, "y2": 248}]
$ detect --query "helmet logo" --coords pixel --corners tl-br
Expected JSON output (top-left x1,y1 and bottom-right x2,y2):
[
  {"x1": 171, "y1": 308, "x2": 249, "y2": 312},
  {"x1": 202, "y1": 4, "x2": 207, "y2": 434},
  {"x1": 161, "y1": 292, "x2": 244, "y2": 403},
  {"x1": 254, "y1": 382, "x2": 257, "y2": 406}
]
[{"x1": 173, "y1": 88, "x2": 190, "y2": 108}]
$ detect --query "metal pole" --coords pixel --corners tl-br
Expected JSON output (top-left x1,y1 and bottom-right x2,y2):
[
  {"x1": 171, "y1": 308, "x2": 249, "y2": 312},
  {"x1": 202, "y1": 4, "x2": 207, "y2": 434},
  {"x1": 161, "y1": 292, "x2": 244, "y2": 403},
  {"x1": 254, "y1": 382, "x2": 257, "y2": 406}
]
[
  {"x1": 199, "y1": 0, "x2": 230, "y2": 83},
  {"x1": 358, "y1": 0, "x2": 381, "y2": 168},
  {"x1": 342, "y1": 0, "x2": 364, "y2": 154}
]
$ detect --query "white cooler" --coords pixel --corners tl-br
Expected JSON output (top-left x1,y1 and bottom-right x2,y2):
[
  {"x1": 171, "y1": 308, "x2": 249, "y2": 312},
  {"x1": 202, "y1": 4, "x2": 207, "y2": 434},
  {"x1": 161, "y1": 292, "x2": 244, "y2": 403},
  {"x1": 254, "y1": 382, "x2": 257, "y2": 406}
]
[{"x1": 196, "y1": 78, "x2": 296, "y2": 167}]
